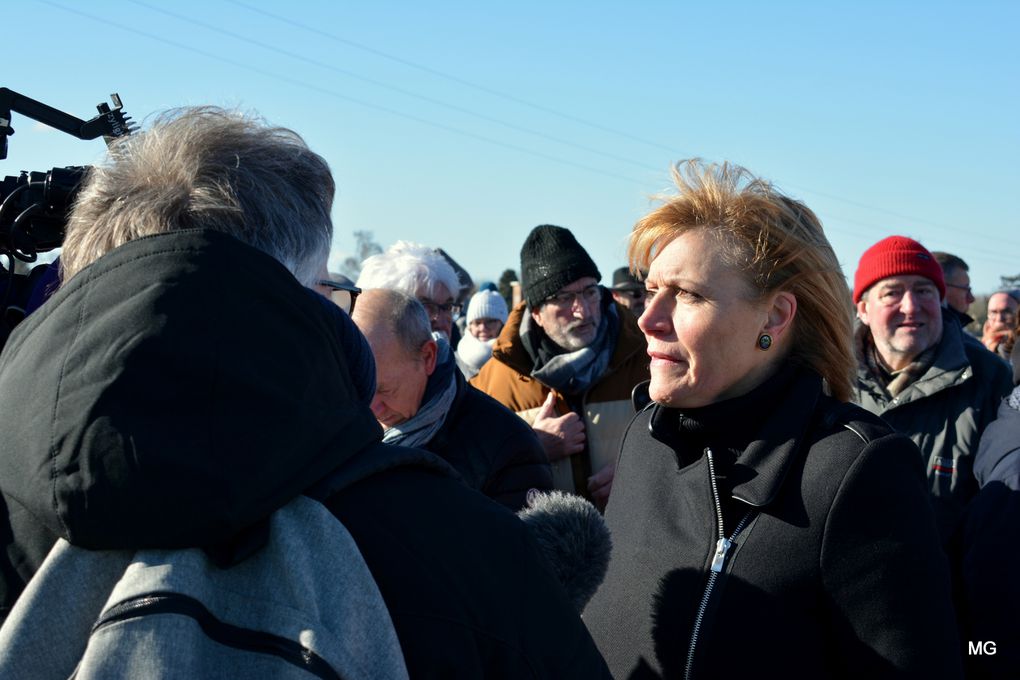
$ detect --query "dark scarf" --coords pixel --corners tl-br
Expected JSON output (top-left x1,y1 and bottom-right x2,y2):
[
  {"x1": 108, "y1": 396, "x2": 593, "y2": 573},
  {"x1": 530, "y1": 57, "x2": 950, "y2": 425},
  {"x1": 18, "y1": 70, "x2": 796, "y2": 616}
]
[{"x1": 520, "y1": 295, "x2": 619, "y2": 396}]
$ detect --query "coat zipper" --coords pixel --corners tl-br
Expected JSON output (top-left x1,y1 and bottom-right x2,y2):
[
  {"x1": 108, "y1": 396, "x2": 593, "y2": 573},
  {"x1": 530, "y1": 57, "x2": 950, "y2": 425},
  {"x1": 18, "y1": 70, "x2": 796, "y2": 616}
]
[
  {"x1": 683, "y1": 448, "x2": 756, "y2": 680},
  {"x1": 84, "y1": 592, "x2": 341, "y2": 680}
]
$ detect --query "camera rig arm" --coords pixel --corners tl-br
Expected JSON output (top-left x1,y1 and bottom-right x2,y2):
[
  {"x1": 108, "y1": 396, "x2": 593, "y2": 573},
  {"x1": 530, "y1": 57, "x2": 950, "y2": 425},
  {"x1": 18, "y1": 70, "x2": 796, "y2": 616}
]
[{"x1": 0, "y1": 88, "x2": 136, "y2": 160}]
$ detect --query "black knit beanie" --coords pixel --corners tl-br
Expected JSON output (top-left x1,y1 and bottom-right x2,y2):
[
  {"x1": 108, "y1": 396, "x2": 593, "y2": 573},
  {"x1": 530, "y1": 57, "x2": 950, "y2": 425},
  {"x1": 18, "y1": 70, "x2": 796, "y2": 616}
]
[{"x1": 520, "y1": 225, "x2": 601, "y2": 308}]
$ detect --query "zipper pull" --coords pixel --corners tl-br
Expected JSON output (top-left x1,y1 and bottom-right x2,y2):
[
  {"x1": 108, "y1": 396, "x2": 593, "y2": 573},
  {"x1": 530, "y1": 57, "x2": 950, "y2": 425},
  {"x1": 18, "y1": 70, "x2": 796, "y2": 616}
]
[{"x1": 710, "y1": 537, "x2": 732, "y2": 573}]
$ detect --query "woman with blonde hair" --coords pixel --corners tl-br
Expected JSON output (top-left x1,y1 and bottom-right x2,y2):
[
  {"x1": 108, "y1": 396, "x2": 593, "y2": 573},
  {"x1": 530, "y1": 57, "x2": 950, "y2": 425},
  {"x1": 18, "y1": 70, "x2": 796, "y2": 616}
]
[{"x1": 583, "y1": 161, "x2": 962, "y2": 679}]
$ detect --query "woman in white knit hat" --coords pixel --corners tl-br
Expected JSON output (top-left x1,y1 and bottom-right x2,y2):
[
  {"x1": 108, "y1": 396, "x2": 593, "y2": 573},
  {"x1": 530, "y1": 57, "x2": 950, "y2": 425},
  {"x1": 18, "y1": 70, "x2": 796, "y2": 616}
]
[{"x1": 456, "y1": 290, "x2": 509, "y2": 378}]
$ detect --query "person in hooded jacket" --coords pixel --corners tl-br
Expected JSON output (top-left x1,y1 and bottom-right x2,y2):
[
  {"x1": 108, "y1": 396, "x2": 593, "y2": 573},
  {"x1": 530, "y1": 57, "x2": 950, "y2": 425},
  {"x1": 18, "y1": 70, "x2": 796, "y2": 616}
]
[
  {"x1": 582, "y1": 160, "x2": 962, "y2": 679},
  {"x1": 0, "y1": 107, "x2": 610, "y2": 678}
]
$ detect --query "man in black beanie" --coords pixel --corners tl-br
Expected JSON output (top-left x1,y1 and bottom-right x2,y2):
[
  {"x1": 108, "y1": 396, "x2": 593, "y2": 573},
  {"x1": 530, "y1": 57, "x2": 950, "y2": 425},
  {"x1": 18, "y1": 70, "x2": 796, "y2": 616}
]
[{"x1": 472, "y1": 225, "x2": 649, "y2": 509}]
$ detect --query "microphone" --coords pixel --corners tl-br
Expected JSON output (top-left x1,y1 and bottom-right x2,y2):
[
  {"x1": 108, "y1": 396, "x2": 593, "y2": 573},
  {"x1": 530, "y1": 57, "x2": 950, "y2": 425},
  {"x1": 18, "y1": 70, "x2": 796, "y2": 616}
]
[{"x1": 517, "y1": 490, "x2": 612, "y2": 612}]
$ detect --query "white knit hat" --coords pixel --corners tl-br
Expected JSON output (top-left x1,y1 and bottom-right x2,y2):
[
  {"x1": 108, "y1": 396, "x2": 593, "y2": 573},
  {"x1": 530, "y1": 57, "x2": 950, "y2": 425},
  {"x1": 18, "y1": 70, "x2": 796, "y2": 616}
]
[{"x1": 466, "y1": 290, "x2": 508, "y2": 324}]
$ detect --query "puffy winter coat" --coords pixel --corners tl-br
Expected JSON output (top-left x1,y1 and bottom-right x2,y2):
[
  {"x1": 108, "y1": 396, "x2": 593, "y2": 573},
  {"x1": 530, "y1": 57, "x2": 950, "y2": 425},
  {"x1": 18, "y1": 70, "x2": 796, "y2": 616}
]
[
  {"x1": 853, "y1": 309, "x2": 1012, "y2": 543},
  {"x1": 584, "y1": 365, "x2": 962, "y2": 679}
]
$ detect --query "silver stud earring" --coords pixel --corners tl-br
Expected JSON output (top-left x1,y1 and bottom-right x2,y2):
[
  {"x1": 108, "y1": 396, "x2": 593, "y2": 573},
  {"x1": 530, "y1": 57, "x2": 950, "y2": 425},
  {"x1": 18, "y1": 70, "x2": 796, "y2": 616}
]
[{"x1": 757, "y1": 334, "x2": 772, "y2": 351}]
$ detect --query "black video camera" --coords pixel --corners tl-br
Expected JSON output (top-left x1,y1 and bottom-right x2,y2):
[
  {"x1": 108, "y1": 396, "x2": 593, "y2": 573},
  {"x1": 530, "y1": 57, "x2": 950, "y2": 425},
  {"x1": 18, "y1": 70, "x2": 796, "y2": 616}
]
[
  {"x1": 0, "y1": 89, "x2": 136, "y2": 347},
  {"x1": 0, "y1": 89, "x2": 136, "y2": 262}
]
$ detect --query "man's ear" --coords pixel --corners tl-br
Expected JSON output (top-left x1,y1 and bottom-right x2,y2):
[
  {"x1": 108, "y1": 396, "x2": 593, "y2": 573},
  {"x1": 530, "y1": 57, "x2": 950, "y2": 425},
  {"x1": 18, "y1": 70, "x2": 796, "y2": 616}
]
[
  {"x1": 530, "y1": 307, "x2": 544, "y2": 330},
  {"x1": 420, "y1": 338, "x2": 439, "y2": 376},
  {"x1": 855, "y1": 297, "x2": 870, "y2": 325},
  {"x1": 762, "y1": 291, "x2": 797, "y2": 341}
]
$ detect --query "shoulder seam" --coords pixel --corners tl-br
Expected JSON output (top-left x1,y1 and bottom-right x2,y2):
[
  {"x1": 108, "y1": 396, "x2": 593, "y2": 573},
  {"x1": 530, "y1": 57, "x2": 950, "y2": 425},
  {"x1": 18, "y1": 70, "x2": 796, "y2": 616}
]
[{"x1": 841, "y1": 423, "x2": 868, "y2": 444}]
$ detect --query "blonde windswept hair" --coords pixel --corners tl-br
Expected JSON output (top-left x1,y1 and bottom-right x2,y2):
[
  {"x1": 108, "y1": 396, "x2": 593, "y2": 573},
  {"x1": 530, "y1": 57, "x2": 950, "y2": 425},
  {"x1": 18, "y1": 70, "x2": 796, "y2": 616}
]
[{"x1": 628, "y1": 159, "x2": 855, "y2": 401}]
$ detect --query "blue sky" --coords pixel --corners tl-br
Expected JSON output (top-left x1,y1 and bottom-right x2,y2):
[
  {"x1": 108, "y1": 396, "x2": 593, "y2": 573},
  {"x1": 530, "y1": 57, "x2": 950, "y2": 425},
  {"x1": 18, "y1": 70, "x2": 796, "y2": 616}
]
[{"x1": 3, "y1": 0, "x2": 1017, "y2": 293}]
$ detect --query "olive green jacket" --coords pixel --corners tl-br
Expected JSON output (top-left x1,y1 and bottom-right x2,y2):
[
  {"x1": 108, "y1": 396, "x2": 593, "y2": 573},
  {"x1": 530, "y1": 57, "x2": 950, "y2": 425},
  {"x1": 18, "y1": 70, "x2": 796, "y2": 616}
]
[{"x1": 853, "y1": 309, "x2": 1012, "y2": 543}]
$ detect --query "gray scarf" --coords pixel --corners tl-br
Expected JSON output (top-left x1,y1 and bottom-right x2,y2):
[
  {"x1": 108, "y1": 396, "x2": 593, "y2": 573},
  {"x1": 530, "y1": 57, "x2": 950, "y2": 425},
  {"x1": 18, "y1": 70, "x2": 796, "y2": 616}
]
[
  {"x1": 382, "y1": 334, "x2": 458, "y2": 448},
  {"x1": 522, "y1": 302, "x2": 618, "y2": 396}
]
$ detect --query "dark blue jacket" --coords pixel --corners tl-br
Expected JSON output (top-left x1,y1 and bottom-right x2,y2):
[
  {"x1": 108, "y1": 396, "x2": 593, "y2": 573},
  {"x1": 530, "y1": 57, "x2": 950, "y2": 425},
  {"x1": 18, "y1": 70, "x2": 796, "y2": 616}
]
[{"x1": 957, "y1": 387, "x2": 1020, "y2": 677}]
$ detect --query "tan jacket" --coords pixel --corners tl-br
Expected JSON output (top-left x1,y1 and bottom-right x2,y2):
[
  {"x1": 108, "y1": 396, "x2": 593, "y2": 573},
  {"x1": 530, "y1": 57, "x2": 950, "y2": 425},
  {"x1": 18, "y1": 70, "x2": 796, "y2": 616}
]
[{"x1": 471, "y1": 300, "x2": 649, "y2": 497}]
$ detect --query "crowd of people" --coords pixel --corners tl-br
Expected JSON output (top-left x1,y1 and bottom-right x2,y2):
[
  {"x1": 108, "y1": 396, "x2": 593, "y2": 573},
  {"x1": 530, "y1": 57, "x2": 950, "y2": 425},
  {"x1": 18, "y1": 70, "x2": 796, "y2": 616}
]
[{"x1": 0, "y1": 107, "x2": 1017, "y2": 678}]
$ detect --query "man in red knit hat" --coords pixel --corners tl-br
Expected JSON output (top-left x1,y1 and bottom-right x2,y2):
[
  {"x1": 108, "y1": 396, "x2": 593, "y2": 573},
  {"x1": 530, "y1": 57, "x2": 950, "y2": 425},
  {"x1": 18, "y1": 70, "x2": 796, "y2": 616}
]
[{"x1": 852, "y1": 235, "x2": 1011, "y2": 545}]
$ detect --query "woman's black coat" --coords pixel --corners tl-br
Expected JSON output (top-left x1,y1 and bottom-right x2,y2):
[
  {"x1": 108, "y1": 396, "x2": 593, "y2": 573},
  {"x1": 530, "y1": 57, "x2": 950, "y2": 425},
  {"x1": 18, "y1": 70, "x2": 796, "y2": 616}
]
[{"x1": 583, "y1": 366, "x2": 962, "y2": 679}]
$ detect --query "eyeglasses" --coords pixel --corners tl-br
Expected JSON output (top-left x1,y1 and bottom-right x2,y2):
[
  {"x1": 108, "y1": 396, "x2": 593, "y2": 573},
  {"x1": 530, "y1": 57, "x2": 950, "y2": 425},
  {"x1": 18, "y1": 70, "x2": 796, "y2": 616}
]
[
  {"x1": 545, "y1": 284, "x2": 601, "y2": 308},
  {"x1": 945, "y1": 283, "x2": 972, "y2": 295},
  {"x1": 418, "y1": 299, "x2": 461, "y2": 318},
  {"x1": 317, "y1": 280, "x2": 361, "y2": 314}
]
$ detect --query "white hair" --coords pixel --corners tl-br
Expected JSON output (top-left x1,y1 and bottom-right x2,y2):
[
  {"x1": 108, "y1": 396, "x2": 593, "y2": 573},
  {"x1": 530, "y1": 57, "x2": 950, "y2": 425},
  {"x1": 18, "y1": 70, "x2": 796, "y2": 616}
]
[{"x1": 356, "y1": 240, "x2": 460, "y2": 301}]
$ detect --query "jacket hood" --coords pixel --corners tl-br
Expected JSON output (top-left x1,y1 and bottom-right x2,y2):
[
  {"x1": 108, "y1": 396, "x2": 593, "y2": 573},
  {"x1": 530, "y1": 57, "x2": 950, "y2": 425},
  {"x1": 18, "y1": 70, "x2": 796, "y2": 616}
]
[{"x1": 0, "y1": 230, "x2": 382, "y2": 549}]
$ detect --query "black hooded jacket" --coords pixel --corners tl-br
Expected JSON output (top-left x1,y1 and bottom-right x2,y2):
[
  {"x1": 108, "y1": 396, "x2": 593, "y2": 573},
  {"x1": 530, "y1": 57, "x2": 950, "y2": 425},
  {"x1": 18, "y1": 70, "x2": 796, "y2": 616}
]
[
  {"x1": 0, "y1": 229, "x2": 380, "y2": 578},
  {"x1": 0, "y1": 230, "x2": 610, "y2": 678}
]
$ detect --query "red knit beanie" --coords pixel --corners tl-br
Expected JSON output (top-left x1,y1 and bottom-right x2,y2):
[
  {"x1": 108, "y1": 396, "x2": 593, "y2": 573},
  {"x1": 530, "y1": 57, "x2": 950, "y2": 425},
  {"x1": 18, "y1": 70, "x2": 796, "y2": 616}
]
[{"x1": 853, "y1": 236, "x2": 946, "y2": 303}]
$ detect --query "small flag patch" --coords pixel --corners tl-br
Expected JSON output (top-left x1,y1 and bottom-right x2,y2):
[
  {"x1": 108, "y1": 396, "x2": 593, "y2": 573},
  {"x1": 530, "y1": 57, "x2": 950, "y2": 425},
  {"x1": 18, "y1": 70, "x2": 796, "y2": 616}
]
[{"x1": 933, "y1": 457, "x2": 955, "y2": 477}]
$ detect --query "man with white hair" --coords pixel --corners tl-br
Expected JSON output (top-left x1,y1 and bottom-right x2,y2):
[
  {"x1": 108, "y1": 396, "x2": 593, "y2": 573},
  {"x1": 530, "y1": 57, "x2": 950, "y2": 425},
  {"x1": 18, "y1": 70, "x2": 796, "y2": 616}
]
[{"x1": 356, "y1": 241, "x2": 462, "y2": 339}]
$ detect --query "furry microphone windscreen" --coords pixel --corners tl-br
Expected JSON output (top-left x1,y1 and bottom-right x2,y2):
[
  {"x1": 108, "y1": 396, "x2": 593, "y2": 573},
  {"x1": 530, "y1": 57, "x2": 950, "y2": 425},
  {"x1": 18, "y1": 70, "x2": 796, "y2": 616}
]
[{"x1": 517, "y1": 490, "x2": 612, "y2": 612}]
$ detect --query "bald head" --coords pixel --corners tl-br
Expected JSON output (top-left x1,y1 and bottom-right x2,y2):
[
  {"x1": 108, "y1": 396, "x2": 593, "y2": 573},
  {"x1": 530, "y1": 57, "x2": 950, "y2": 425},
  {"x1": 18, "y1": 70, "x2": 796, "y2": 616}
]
[
  {"x1": 352, "y1": 288, "x2": 433, "y2": 359},
  {"x1": 351, "y1": 288, "x2": 438, "y2": 428},
  {"x1": 986, "y1": 292, "x2": 1019, "y2": 334}
]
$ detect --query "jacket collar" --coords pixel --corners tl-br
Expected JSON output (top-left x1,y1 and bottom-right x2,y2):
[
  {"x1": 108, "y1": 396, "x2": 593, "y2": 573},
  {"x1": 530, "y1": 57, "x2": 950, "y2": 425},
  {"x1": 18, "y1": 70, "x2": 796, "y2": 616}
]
[
  {"x1": 647, "y1": 365, "x2": 823, "y2": 508},
  {"x1": 855, "y1": 308, "x2": 972, "y2": 408},
  {"x1": 729, "y1": 370, "x2": 822, "y2": 507}
]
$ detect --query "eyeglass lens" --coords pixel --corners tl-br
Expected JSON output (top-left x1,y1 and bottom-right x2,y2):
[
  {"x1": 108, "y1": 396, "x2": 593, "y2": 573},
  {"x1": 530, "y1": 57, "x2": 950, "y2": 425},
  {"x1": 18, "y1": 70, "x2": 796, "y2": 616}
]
[{"x1": 328, "y1": 289, "x2": 356, "y2": 314}]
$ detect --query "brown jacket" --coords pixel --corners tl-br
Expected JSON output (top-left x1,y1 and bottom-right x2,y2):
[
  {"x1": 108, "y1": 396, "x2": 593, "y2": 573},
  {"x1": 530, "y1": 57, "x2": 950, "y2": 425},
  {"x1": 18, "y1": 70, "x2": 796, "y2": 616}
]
[{"x1": 471, "y1": 300, "x2": 649, "y2": 497}]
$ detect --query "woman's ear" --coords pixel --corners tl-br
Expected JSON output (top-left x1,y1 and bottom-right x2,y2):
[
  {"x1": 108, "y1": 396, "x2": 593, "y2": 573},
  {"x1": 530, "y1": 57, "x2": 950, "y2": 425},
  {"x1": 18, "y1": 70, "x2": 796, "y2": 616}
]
[{"x1": 763, "y1": 291, "x2": 797, "y2": 341}]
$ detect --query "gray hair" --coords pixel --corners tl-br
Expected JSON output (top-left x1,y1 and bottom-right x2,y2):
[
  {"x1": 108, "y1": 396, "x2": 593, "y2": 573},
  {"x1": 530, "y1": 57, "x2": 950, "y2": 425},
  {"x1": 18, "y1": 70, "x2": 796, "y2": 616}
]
[
  {"x1": 356, "y1": 240, "x2": 460, "y2": 302},
  {"x1": 61, "y1": 107, "x2": 334, "y2": 286},
  {"x1": 357, "y1": 288, "x2": 433, "y2": 358}
]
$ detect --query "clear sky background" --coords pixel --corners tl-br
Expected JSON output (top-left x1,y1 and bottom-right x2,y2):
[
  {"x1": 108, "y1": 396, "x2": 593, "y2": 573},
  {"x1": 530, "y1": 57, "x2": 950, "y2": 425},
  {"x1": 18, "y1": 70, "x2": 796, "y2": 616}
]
[{"x1": 3, "y1": 0, "x2": 1017, "y2": 294}]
